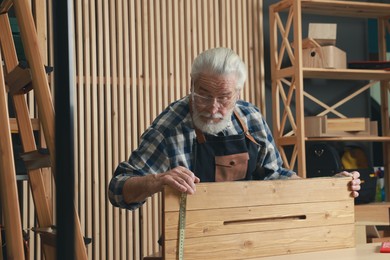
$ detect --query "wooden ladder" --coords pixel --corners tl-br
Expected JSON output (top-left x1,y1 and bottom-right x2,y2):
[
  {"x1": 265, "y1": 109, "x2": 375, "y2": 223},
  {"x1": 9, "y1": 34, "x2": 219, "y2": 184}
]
[{"x1": 0, "y1": 1, "x2": 88, "y2": 259}]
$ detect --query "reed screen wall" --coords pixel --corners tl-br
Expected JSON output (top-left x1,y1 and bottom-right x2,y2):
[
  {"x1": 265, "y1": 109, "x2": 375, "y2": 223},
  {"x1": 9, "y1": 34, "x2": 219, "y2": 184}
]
[{"x1": 20, "y1": 0, "x2": 264, "y2": 259}]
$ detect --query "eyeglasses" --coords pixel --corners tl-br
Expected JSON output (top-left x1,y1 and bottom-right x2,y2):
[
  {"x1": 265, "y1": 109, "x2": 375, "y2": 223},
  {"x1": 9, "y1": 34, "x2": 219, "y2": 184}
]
[{"x1": 191, "y1": 92, "x2": 238, "y2": 107}]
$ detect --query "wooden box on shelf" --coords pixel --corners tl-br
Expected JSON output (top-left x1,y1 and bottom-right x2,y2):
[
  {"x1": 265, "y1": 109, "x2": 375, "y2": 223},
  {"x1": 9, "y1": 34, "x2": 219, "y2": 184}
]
[
  {"x1": 308, "y1": 23, "x2": 337, "y2": 46},
  {"x1": 305, "y1": 116, "x2": 378, "y2": 137},
  {"x1": 302, "y1": 45, "x2": 347, "y2": 69}
]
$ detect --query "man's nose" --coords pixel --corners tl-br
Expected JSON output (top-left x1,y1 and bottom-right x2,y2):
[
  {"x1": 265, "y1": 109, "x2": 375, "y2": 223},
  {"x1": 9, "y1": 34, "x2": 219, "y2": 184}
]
[{"x1": 207, "y1": 98, "x2": 221, "y2": 113}]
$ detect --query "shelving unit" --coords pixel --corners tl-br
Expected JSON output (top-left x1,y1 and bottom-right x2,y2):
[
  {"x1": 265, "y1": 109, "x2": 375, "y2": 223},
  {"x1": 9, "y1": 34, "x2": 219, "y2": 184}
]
[{"x1": 269, "y1": 0, "x2": 390, "y2": 200}]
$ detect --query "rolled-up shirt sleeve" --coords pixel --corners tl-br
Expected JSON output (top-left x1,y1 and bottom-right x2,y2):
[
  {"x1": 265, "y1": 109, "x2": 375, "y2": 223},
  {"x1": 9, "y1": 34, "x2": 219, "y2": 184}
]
[
  {"x1": 108, "y1": 127, "x2": 169, "y2": 210},
  {"x1": 108, "y1": 165, "x2": 143, "y2": 210}
]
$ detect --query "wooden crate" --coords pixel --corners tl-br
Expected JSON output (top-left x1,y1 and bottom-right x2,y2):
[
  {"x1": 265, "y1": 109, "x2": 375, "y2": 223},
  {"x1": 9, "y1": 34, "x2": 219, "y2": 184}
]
[
  {"x1": 162, "y1": 178, "x2": 355, "y2": 260},
  {"x1": 305, "y1": 116, "x2": 377, "y2": 137}
]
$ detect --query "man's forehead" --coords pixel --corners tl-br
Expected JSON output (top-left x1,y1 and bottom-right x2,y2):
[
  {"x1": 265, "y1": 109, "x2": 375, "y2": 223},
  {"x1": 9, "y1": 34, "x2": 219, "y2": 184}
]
[{"x1": 193, "y1": 73, "x2": 237, "y2": 89}]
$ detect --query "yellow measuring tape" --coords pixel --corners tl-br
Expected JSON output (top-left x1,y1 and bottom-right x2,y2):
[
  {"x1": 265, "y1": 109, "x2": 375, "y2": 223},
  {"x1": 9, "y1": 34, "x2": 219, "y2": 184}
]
[{"x1": 178, "y1": 192, "x2": 187, "y2": 259}]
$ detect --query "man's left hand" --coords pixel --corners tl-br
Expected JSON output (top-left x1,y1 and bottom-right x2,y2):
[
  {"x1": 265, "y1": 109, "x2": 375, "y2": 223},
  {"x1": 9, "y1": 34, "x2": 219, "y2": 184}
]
[{"x1": 334, "y1": 171, "x2": 361, "y2": 198}]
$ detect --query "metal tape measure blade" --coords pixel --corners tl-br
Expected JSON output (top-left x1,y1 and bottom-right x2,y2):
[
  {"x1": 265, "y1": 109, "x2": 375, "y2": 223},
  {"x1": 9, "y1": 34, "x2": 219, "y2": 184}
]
[{"x1": 178, "y1": 192, "x2": 187, "y2": 259}]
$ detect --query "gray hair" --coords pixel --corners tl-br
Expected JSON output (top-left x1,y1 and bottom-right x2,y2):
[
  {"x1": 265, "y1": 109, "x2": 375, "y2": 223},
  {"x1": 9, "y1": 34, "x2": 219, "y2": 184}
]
[{"x1": 190, "y1": 47, "x2": 247, "y2": 90}]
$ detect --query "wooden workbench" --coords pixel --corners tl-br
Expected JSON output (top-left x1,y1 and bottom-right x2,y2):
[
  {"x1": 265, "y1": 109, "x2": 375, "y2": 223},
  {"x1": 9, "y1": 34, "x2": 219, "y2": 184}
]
[{"x1": 259, "y1": 243, "x2": 388, "y2": 260}]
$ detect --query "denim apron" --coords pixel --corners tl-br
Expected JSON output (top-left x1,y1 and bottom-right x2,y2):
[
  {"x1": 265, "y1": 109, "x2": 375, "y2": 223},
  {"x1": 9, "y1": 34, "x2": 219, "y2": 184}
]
[{"x1": 193, "y1": 110, "x2": 260, "y2": 182}]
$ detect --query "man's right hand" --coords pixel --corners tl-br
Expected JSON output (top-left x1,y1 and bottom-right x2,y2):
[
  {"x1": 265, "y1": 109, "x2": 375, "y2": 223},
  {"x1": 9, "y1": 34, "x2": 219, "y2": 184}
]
[
  {"x1": 158, "y1": 166, "x2": 200, "y2": 194},
  {"x1": 123, "y1": 166, "x2": 200, "y2": 204}
]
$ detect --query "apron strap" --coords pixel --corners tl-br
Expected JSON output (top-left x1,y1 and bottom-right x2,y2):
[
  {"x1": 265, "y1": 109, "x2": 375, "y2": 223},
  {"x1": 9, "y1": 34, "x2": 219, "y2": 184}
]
[
  {"x1": 195, "y1": 128, "x2": 206, "y2": 144},
  {"x1": 189, "y1": 96, "x2": 207, "y2": 144},
  {"x1": 233, "y1": 110, "x2": 259, "y2": 145}
]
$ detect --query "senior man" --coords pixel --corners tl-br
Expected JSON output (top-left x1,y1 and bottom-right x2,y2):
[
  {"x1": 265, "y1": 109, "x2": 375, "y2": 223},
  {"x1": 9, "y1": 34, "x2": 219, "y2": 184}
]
[{"x1": 108, "y1": 47, "x2": 360, "y2": 210}]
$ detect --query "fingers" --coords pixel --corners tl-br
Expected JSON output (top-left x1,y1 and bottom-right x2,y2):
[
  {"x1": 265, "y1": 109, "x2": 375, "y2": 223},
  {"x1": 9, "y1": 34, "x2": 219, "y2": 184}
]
[
  {"x1": 334, "y1": 171, "x2": 361, "y2": 198},
  {"x1": 351, "y1": 171, "x2": 360, "y2": 180},
  {"x1": 162, "y1": 166, "x2": 199, "y2": 194},
  {"x1": 348, "y1": 171, "x2": 361, "y2": 198},
  {"x1": 351, "y1": 191, "x2": 359, "y2": 198}
]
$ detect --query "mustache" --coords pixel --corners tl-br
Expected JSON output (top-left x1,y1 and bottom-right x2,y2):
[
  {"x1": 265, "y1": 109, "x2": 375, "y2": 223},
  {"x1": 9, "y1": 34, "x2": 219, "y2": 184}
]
[{"x1": 198, "y1": 112, "x2": 224, "y2": 119}]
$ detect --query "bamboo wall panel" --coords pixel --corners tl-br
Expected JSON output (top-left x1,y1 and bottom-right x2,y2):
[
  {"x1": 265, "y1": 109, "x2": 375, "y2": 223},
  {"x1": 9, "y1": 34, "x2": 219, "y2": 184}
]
[
  {"x1": 72, "y1": 0, "x2": 264, "y2": 259},
  {"x1": 15, "y1": 1, "x2": 264, "y2": 259}
]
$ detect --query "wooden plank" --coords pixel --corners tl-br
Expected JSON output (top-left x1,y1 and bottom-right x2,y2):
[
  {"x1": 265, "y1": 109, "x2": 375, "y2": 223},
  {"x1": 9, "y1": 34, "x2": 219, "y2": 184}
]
[
  {"x1": 96, "y1": 0, "x2": 106, "y2": 258},
  {"x1": 155, "y1": 0, "x2": 163, "y2": 113},
  {"x1": 272, "y1": 0, "x2": 390, "y2": 18},
  {"x1": 148, "y1": 3, "x2": 160, "y2": 253},
  {"x1": 28, "y1": 0, "x2": 53, "y2": 255},
  {"x1": 165, "y1": 224, "x2": 354, "y2": 260},
  {"x1": 109, "y1": 0, "x2": 120, "y2": 258},
  {"x1": 161, "y1": 0, "x2": 169, "y2": 108},
  {"x1": 129, "y1": 1, "x2": 140, "y2": 257},
  {"x1": 165, "y1": 201, "x2": 354, "y2": 240},
  {"x1": 254, "y1": 0, "x2": 265, "y2": 113},
  {"x1": 10, "y1": 118, "x2": 40, "y2": 133},
  {"x1": 300, "y1": 0, "x2": 390, "y2": 18},
  {"x1": 184, "y1": 0, "x2": 192, "y2": 94},
  {"x1": 103, "y1": 0, "x2": 114, "y2": 257},
  {"x1": 207, "y1": 0, "x2": 215, "y2": 48},
  {"x1": 88, "y1": 0, "x2": 100, "y2": 258},
  {"x1": 74, "y1": 0, "x2": 83, "y2": 216},
  {"x1": 242, "y1": 0, "x2": 250, "y2": 102},
  {"x1": 201, "y1": 0, "x2": 208, "y2": 51},
  {"x1": 167, "y1": 0, "x2": 174, "y2": 103},
  {"x1": 164, "y1": 177, "x2": 352, "y2": 212},
  {"x1": 246, "y1": 243, "x2": 388, "y2": 260},
  {"x1": 327, "y1": 118, "x2": 367, "y2": 132},
  {"x1": 123, "y1": 0, "x2": 132, "y2": 257},
  {"x1": 116, "y1": 1, "x2": 127, "y2": 258},
  {"x1": 148, "y1": 0, "x2": 157, "y2": 119},
  {"x1": 82, "y1": 0, "x2": 93, "y2": 258}
]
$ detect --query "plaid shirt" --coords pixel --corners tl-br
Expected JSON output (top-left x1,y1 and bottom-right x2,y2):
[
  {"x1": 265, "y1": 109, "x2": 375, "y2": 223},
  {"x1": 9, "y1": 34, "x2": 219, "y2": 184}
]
[{"x1": 108, "y1": 96, "x2": 296, "y2": 210}]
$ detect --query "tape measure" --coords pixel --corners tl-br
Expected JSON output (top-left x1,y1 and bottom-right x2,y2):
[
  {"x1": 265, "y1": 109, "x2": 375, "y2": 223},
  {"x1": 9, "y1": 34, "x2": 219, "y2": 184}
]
[{"x1": 178, "y1": 192, "x2": 187, "y2": 259}]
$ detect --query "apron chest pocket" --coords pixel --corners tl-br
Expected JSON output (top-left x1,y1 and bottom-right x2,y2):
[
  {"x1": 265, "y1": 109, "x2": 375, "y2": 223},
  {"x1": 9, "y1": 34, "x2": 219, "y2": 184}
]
[{"x1": 215, "y1": 152, "x2": 249, "y2": 182}]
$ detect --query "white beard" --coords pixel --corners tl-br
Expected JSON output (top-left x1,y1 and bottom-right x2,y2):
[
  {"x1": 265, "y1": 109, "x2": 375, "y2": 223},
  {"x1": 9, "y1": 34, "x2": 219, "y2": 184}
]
[{"x1": 192, "y1": 105, "x2": 234, "y2": 135}]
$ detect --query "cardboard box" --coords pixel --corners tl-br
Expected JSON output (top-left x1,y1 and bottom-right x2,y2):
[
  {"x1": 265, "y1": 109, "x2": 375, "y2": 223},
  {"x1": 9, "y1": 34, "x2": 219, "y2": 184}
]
[{"x1": 302, "y1": 45, "x2": 347, "y2": 69}]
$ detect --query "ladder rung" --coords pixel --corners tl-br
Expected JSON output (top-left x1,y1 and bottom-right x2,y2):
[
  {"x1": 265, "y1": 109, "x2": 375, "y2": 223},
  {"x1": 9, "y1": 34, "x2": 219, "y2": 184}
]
[
  {"x1": 10, "y1": 118, "x2": 40, "y2": 133},
  {"x1": 0, "y1": 0, "x2": 13, "y2": 14},
  {"x1": 33, "y1": 226, "x2": 93, "y2": 247},
  {"x1": 19, "y1": 148, "x2": 51, "y2": 170},
  {"x1": 16, "y1": 174, "x2": 29, "y2": 181},
  {"x1": 32, "y1": 227, "x2": 56, "y2": 248},
  {"x1": 32, "y1": 226, "x2": 56, "y2": 235},
  {"x1": 5, "y1": 63, "x2": 33, "y2": 94},
  {"x1": 31, "y1": 226, "x2": 92, "y2": 246}
]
